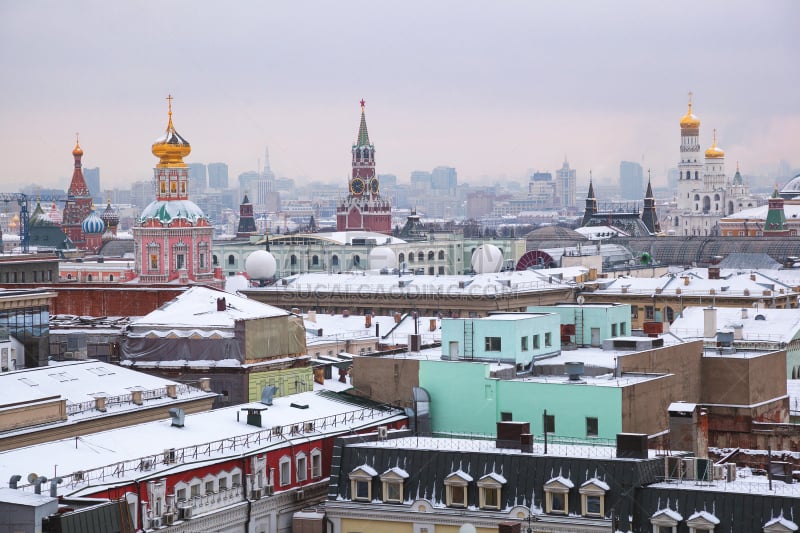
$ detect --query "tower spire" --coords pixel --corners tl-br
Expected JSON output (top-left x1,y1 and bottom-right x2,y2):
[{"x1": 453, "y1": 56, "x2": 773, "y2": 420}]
[{"x1": 357, "y1": 99, "x2": 370, "y2": 146}]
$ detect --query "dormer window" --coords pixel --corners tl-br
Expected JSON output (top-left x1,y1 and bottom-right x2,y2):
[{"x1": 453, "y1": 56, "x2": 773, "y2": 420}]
[
  {"x1": 579, "y1": 478, "x2": 609, "y2": 517},
  {"x1": 380, "y1": 467, "x2": 409, "y2": 504},
  {"x1": 444, "y1": 470, "x2": 472, "y2": 508},
  {"x1": 763, "y1": 517, "x2": 800, "y2": 533},
  {"x1": 544, "y1": 476, "x2": 573, "y2": 515},
  {"x1": 687, "y1": 510, "x2": 719, "y2": 532},
  {"x1": 651, "y1": 508, "x2": 683, "y2": 533},
  {"x1": 477, "y1": 472, "x2": 506, "y2": 510},
  {"x1": 349, "y1": 465, "x2": 377, "y2": 502}
]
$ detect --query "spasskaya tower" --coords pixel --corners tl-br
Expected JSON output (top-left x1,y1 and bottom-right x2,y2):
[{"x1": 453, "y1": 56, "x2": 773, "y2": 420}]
[{"x1": 336, "y1": 100, "x2": 392, "y2": 234}]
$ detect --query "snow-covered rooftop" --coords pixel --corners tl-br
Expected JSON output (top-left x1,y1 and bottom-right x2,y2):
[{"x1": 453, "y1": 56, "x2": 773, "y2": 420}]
[
  {"x1": 594, "y1": 268, "x2": 797, "y2": 297},
  {"x1": 0, "y1": 390, "x2": 405, "y2": 497},
  {"x1": 129, "y1": 286, "x2": 288, "y2": 332},
  {"x1": 671, "y1": 306, "x2": 800, "y2": 344},
  {"x1": 303, "y1": 312, "x2": 441, "y2": 347}
]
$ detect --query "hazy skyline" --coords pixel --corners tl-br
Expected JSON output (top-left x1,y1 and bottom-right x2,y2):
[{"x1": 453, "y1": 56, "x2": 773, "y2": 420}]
[{"x1": 1, "y1": 1, "x2": 798, "y2": 192}]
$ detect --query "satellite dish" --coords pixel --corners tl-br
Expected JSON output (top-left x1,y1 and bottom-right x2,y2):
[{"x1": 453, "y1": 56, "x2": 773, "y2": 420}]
[
  {"x1": 577, "y1": 295, "x2": 585, "y2": 305},
  {"x1": 27, "y1": 473, "x2": 38, "y2": 484}
]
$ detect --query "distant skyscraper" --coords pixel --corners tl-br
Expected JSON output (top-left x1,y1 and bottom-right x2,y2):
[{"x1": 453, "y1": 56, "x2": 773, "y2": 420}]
[
  {"x1": 83, "y1": 167, "x2": 101, "y2": 200},
  {"x1": 619, "y1": 161, "x2": 644, "y2": 200},
  {"x1": 410, "y1": 171, "x2": 432, "y2": 190},
  {"x1": 187, "y1": 162, "x2": 207, "y2": 194},
  {"x1": 207, "y1": 162, "x2": 229, "y2": 189},
  {"x1": 556, "y1": 157, "x2": 577, "y2": 208},
  {"x1": 431, "y1": 166, "x2": 457, "y2": 195},
  {"x1": 378, "y1": 174, "x2": 397, "y2": 188}
]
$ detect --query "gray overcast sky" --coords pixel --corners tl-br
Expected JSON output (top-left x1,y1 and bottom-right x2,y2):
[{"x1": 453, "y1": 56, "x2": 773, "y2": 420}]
[{"x1": 0, "y1": 0, "x2": 797, "y2": 191}]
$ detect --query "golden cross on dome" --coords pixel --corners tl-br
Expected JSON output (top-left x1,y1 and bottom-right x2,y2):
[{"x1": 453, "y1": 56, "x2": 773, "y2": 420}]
[
  {"x1": 75, "y1": 132, "x2": 79, "y2": 143},
  {"x1": 167, "y1": 94, "x2": 173, "y2": 116},
  {"x1": 688, "y1": 91, "x2": 693, "y2": 105}
]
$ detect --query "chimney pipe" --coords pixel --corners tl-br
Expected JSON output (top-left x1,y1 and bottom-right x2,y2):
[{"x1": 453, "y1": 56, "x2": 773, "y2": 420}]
[
  {"x1": 703, "y1": 307, "x2": 717, "y2": 338},
  {"x1": 166, "y1": 384, "x2": 177, "y2": 399},
  {"x1": 9, "y1": 475, "x2": 21, "y2": 489},
  {"x1": 365, "y1": 314, "x2": 372, "y2": 328},
  {"x1": 50, "y1": 477, "x2": 63, "y2": 497},
  {"x1": 217, "y1": 297, "x2": 226, "y2": 311},
  {"x1": 741, "y1": 308, "x2": 748, "y2": 319},
  {"x1": 34, "y1": 476, "x2": 48, "y2": 495}
]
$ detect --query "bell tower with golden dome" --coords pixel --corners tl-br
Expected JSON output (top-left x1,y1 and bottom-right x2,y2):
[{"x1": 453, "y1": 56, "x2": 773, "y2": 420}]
[
  {"x1": 132, "y1": 96, "x2": 223, "y2": 288},
  {"x1": 676, "y1": 92, "x2": 703, "y2": 214}
]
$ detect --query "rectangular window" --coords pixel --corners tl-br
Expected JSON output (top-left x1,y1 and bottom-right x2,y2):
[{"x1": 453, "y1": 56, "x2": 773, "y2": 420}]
[
  {"x1": 484, "y1": 337, "x2": 501, "y2": 351},
  {"x1": 550, "y1": 492, "x2": 565, "y2": 513},
  {"x1": 176, "y1": 254, "x2": 185, "y2": 270},
  {"x1": 199, "y1": 253, "x2": 206, "y2": 268},
  {"x1": 450, "y1": 485, "x2": 466, "y2": 507},
  {"x1": 620, "y1": 322, "x2": 627, "y2": 335},
  {"x1": 218, "y1": 477, "x2": 227, "y2": 491},
  {"x1": 533, "y1": 335, "x2": 540, "y2": 349},
  {"x1": 521, "y1": 336, "x2": 528, "y2": 351},
  {"x1": 311, "y1": 453, "x2": 322, "y2": 478},
  {"x1": 385, "y1": 482, "x2": 401, "y2": 502},
  {"x1": 232, "y1": 473, "x2": 241, "y2": 487},
  {"x1": 483, "y1": 487, "x2": 499, "y2": 509},
  {"x1": 645, "y1": 306, "x2": 654, "y2": 320},
  {"x1": 190, "y1": 484, "x2": 200, "y2": 498},
  {"x1": 296, "y1": 455, "x2": 307, "y2": 482},
  {"x1": 355, "y1": 480, "x2": 370, "y2": 500},
  {"x1": 176, "y1": 488, "x2": 186, "y2": 502},
  {"x1": 586, "y1": 495, "x2": 601, "y2": 515},
  {"x1": 280, "y1": 460, "x2": 291, "y2": 486},
  {"x1": 544, "y1": 414, "x2": 555, "y2": 434},
  {"x1": 631, "y1": 306, "x2": 639, "y2": 319},
  {"x1": 500, "y1": 411, "x2": 513, "y2": 421},
  {"x1": 205, "y1": 481, "x2": 214, "y2": 494},
  {"x1": 586, "y1": 417, "x2": 598, "y2": 437},
  {"x1": 611, "y1": 323, "x2": 618, "y2": 336},
  {"x1": 150, "y1": 254, "x2": 158, "y2": 270},
  {"x1": 545, "y1": 332, "x2": 552, "y2": 347}
]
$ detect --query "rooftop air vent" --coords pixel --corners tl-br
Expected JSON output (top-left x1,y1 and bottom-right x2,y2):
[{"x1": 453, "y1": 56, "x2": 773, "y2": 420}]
[{"x1": 565, "y1": 361, "x2": 584, "y2": 382}]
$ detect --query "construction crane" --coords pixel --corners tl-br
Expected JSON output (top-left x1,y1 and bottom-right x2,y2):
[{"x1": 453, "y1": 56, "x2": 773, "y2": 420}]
[{"x1": 0, "y1": 193, "x2": 30, "y2": 253}]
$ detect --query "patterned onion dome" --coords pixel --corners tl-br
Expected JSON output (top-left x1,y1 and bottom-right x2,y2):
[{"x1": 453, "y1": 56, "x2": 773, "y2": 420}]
[
  {"x1": 82, "y1": 207, "x2": 106, "y2": 234},
  {"x1": 101, "y1": 200, "x2": 119, "y2": 227}
]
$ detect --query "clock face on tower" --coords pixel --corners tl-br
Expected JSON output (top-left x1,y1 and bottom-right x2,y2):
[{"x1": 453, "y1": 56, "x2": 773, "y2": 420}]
[
  {"x1": 350, "y1": 177, "x2": 366, "y2": 195},
  {"x1": 369, "y1": 177, "x2": 380, "y2": 195}
]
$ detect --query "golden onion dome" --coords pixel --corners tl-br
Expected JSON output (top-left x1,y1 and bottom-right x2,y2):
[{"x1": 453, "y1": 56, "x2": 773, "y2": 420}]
[
  {"x1": 680, "y1": 93, "x2": 700, "y2": 129},
  {"x1": 151, "y1": 95, "x2": 191, "y2": 167},
  {"x1": 705, "y1": 129, "x2": 725, "y2": 159},
  {"x1": 72, "y1": 134, "x2": 84, "y2": 156}
]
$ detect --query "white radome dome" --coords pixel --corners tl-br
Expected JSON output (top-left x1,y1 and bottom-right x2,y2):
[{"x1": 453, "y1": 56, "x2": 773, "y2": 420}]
[
  {"x1": 245, "y1": 250, "x2": 277, "y2": 280},
  {"x1": 471, "y1": 244, "x2": 504, "y2": 274},
  {"x1": 369, "y1": 247, "x2": 397, "y2": 270}
]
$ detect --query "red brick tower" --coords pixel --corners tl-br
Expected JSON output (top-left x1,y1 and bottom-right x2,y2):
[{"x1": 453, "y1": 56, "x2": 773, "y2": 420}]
[
  {"x1": 61, "y1": 135, "x2": 93, "y2": 248},
  {"x1": 336, "y1": 100, "x2": 392, "y2": 234}
]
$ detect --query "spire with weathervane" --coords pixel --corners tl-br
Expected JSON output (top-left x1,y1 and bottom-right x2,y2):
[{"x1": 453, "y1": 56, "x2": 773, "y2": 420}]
[
  {"x1": 641, "y1": 170, "x2": 661, "y2": 234},
  {"x1": 582, "y1": 172, "x2": 598, "y2": 227}
]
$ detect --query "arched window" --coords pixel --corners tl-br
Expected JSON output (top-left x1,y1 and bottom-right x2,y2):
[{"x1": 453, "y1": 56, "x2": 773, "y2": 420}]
[
  {"x1": 438, "y1": 250, "x2": 445, "y2": 260},
  {"x1": 290, "y1": 255, "x2": 297, "y2": 266},
  {"x1": 109, "y1": 274, "x2": 114, "y2": 281},
  {"x1": 87, "y1": 274, "x2": 92, "y2": 282},
  {"x1": 703, "y1": 196, "x2": 711, "y2": 213},
  {"x1": 694, "y1": 194, "x2": 700, "y2": 201},
  {"x1": 714, "y1": 194, "x2": 721, "y2": 201},
  {"x1": 212, "y1": 255, "x2": 218, "y2": 266},
  {"x1": 332, "y1": 255, "x2": 339, "y2": 267},
  {"x1": 353, "y1": 255, "x2": 361, "y2": 266},
  {"x1": 398, "y1": 253, "x2": 405, "y2": 264},
  {"x1": 427, "y1": 251, "x2": 434, "y2": 261},
  {"x1": 227, "y1": 254, "x2": 235, "y2": 265},
  {"x1": 673, "y1": 216, "x2": 679, "y2": 227},
  {"x1": 312, "y1": 255, "x2": 319, "y2": 266},
  {"x1": 408, "y1": 253, "x2": 414, "y2": 263},
  {"x1": 695, "y1": 171, "x2": 699, "y2": 180},
  {"x1": 686, "y1": 171, "x2": 691, "y2": 180},
  {"x1": 417, "y1": 252, "x2": 424, "y2": 261}
]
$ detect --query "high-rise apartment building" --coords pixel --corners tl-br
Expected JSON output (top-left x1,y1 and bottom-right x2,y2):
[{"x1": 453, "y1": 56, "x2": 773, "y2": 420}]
[
  {"x1": 555, "y1": 158, "x2": 577, "y2": 208},
  {"x1": 187, "y1": 162, "x2": 207, "y2": 194},
  {"x1": 619, "y1": 161, "x2": 644, "y2": 200},
  {"x1": 207, "y1": 162, "x2": 229, "y2": 189}
]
